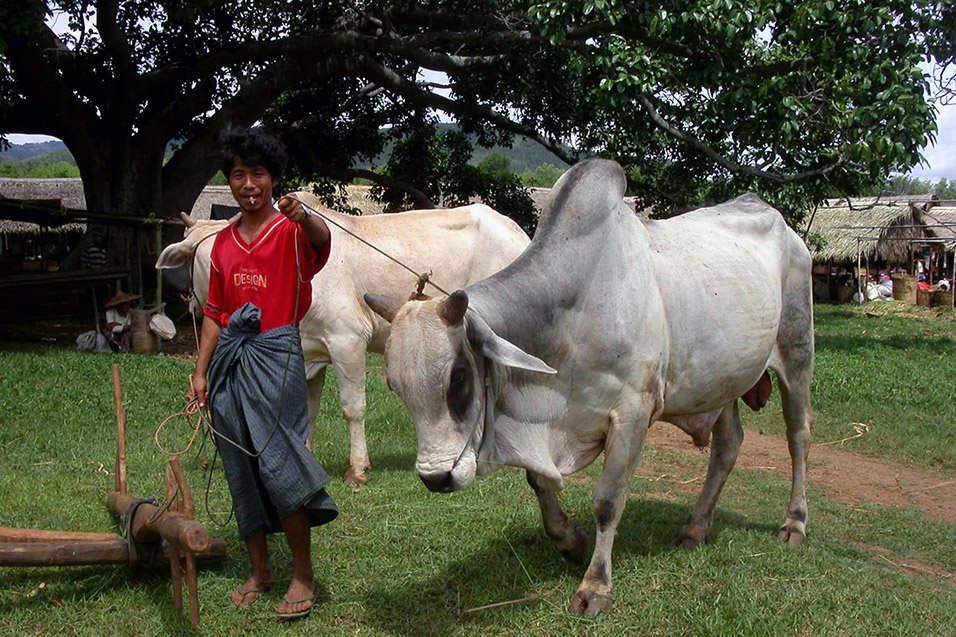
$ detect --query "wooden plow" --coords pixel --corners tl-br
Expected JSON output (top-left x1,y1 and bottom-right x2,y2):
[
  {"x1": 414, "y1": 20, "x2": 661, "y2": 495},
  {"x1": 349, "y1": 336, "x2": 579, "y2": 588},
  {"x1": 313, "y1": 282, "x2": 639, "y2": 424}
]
[{"x1": 0, "y1": 364, "x2": 225, "y2": 626}]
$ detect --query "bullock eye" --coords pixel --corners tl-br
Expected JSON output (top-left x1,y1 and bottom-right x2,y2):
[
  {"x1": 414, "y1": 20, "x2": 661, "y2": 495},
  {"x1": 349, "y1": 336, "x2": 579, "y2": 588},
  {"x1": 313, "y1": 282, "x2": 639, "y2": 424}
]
[{"x1": 449, "y1": 367, "x2": 467, "y2": 389}]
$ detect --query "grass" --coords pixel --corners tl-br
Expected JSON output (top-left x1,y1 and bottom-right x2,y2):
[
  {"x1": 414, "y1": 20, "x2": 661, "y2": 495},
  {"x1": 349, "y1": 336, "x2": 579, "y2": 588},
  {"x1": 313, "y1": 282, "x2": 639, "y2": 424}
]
[
  {"x1": 0, "y1": 301, "x2": 954, "y2": 635},
  {"x1": 749, "y1": 302, "x2": 956, "y2": 472}
]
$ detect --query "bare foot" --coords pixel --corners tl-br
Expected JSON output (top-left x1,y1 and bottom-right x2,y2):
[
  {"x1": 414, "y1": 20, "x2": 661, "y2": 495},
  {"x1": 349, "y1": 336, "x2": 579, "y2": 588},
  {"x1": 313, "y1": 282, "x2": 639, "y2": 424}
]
[
  {"x1": 230, "y1": 572, "x2": 272, "y2": 608},
  {"x1": 276, "y1": 577, "x2": 316, "y2": 619}
]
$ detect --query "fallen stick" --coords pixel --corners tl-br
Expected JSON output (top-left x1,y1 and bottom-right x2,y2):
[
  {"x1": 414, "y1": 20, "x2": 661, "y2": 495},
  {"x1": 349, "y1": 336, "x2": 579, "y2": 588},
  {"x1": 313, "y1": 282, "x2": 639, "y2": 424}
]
[{"x1": 461, "y1": 595, "x2": 540, "y2": 614}]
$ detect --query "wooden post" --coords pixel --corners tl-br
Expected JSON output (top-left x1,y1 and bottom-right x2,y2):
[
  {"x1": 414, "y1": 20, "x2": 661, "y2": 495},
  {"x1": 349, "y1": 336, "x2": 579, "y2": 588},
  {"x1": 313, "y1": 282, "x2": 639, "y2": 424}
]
[
  {"x1": 170, "y1": 457, "x2": 200, "y2": 625},
  {"x1": 112, "y1": 364, "x2": 127, "y2": 494},
  {"x1": 165, "y1": 465, "x2": 184, "y2": 612}
]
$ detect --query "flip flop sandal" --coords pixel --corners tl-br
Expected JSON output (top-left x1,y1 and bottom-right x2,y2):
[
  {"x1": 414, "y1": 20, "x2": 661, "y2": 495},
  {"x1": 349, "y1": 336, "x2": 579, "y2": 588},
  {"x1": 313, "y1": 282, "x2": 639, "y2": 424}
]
[
  {"x1": 232, "y1": 585, "x2": 269, "y2": 608},
  {"x1": 276, "y1": 586, "x2": 316, "y2": 620}
]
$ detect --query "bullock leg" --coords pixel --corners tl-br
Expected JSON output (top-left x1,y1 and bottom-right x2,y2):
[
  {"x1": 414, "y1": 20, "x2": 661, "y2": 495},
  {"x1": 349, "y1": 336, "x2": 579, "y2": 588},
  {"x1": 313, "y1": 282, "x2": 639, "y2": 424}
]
[
  {"x1": 526, "y1": 471, "x2": 588, "y2": 564},
  {"x1": 773, "y1": 285, "x2": 815, "y2": 546},
  {"x1": 330, "y1": 342, "x2": 371, "y2": 486},
  {"x1": 568, "y1": 410, "x2": 652, "y2": 617},
  {"x1": 304, "y1": 364, "x2": 328, "y2": 451},
  {"x1": 673, "y1": 401, "x2": 743, "y2": 549},
  {"x1": 774, "y1": 365, "x2": 813, "y2": 546}
]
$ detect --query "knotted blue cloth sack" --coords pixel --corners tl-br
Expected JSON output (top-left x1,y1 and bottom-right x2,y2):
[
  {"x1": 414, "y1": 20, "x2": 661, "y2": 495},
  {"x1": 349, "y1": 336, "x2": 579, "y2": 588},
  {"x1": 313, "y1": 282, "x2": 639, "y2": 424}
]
[{"x1": 208, "y1": 303, "x2": 337, "y2": 540}]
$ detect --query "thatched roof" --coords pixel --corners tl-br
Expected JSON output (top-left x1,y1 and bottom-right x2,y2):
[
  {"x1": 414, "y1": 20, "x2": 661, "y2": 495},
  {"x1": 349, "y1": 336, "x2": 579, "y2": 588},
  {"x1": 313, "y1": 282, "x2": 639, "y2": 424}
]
[
  {"x1": 921, "y1": 204, "x2": 956, "y2": 243},
  {"x1": 0, "y1": 178, "x2": 88, "y2": 235},
  {"x1": 0, "y1": 178, "x2": 645, "y2": 234},
  {"x1": 0, "y1": 178, "x2": 87, "y2": 210},
  {"x1": 804, "y1": 198, "x2": 927, "y2": 263}
]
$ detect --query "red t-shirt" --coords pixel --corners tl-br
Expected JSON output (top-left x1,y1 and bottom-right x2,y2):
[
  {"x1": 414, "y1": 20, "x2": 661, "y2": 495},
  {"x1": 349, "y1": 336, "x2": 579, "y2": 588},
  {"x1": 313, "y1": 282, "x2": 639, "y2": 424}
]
[{"x1": 204, "y1": 214, "x2": 330, "y2": 331}]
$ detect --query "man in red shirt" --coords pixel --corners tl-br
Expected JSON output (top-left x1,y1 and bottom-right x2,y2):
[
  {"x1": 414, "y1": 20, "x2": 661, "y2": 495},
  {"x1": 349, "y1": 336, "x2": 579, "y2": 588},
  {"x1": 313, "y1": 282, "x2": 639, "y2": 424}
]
[{"x1": 190, "y1": 127, "x2": 337, "y2": 620}]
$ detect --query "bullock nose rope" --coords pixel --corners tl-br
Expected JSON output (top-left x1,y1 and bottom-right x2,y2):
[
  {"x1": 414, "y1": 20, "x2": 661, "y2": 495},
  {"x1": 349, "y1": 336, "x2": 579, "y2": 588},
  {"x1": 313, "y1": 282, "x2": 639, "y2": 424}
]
[{"x1": 278, "y1": 195, "x2": 451, "y2": 296}]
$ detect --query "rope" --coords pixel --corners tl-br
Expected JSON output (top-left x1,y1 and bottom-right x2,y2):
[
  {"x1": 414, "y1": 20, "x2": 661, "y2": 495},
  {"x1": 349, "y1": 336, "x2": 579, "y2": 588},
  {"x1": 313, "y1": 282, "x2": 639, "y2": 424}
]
[
  {"x1": 152, "y1": 193, "x2": 449, "y2": 522},
  {"x1": 278, "y1": 194, "x2": 451, "y2": 296}
]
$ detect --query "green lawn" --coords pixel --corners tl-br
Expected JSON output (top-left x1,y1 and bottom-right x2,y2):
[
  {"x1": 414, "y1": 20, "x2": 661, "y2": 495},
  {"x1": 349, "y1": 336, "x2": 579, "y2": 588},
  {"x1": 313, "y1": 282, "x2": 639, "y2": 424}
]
[{"x1": 0, "y1": 302, "x2": 954, "y2": 635}]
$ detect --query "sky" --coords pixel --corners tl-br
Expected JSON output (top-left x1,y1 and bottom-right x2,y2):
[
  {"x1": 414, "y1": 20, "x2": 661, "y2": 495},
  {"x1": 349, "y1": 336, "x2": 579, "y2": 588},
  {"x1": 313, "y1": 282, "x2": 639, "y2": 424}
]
[{"x1": 7, "y1": 102, "x2": 955, "y2": 181}]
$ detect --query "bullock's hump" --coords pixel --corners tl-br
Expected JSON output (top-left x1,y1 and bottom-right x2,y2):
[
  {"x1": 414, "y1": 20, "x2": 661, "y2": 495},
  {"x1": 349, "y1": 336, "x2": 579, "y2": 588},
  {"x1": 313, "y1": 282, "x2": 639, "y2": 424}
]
[{"x1": 539, "y1": 158, "x2": 627, "y2": 231}]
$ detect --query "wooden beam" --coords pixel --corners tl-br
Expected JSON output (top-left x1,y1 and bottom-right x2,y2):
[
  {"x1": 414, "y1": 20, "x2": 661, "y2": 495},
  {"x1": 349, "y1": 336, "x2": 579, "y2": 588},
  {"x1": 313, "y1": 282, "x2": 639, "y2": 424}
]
[
  {"x1": 0, "y1": 539, "x2": 129, "y2": 566},
  {"x1": 0, "y1": 527, "x2": 119, "y2": 543},
  {"x1": 112, "y1": 363, "x2": 127, "y2": 494}
]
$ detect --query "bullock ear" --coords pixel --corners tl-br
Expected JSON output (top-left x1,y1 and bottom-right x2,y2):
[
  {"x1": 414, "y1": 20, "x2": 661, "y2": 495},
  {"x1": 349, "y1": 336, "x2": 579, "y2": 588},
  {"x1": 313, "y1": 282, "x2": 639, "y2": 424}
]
[
  {"x1": 364, "y1": 293, "x2": 404, "y2": 323},
  {"x1": 466, "y1": 313, "x2": 556, "y2": 374},
  {"x1": 438, "y1": 290, "x2": 469, "y2": 326},
  {"x1": 156, "y1": 241, "x2": 193, "y2": 269}
]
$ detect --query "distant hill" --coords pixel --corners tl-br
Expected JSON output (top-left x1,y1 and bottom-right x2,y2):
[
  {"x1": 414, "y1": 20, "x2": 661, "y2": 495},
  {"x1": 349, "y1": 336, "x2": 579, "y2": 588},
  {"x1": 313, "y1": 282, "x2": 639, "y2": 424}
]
[
  {"x1": 1, "y1": 140, "x2": 70, "y2": 163},
  {"x1": 1, "y1": 127, "x2": 567, "y2": 175},
  {"x1": 364, "y1": 122, "x2": 568, "y2": 173}
]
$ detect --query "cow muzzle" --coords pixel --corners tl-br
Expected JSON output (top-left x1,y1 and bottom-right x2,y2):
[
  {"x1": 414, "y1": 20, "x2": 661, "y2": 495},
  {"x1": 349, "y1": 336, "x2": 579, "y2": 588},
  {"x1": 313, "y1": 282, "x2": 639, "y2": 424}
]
[
  {"x1": 419, "y1": 471, "x2": 455, "y2": 493},
  {"x1": 415, "y1": 447, "x2": 477, "y2": 493}
]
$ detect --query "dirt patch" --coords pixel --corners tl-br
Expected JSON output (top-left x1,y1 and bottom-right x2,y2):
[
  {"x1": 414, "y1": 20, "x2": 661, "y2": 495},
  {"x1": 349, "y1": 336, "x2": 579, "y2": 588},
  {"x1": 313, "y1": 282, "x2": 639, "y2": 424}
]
[
  {"x1": 645, "y1": 425, "x2": 956, "y2": 525},
  {"x1": 856, "y1": 542, "x2": 956, "y2": 587}
]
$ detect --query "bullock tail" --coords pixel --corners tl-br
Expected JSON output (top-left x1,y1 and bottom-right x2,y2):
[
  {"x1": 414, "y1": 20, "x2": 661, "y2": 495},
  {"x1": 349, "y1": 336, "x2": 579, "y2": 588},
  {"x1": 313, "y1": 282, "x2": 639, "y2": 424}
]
[{"x1": 741, "y1": 370, "x2": 772, "y2": 411}]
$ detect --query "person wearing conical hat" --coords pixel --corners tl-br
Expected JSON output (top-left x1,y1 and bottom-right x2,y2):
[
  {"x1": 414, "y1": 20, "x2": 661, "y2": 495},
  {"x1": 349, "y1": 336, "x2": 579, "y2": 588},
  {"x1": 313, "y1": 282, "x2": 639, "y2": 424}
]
[{"x1": 104, "y1": 290, "x2": 140, "y2": 352}]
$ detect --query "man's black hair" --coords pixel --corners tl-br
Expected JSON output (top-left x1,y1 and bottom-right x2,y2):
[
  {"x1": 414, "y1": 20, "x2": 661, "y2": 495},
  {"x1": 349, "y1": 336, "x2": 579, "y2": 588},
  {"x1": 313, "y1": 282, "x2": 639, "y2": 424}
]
[{"x1": 219, "y1": 127, "x2": 288, "y2": 181}]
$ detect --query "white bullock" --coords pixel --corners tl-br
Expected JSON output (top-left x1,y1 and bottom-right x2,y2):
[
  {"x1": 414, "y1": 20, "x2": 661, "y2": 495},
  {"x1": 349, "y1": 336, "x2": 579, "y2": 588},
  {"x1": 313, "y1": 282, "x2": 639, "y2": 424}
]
[
  {"x1": 365, "y1": 159, "x2": 814, "y2": 615},
  {"x1": 156, "y1": 194, "x2": 530, "y2": 485}
]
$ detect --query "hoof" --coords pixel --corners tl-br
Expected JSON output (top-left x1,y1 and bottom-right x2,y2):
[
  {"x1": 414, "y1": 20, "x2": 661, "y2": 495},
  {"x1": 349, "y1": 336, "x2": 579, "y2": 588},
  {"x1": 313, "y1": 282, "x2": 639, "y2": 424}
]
[
  {"x1": 343, "y1": 467, "x2": 369, "y2": 486},
  {"x1": 778, "y1": 526, "x2": 807, "y2": 546},
  {"x1": 568, "y1": 589, "x2": 612, "y2": 617},
  {"x1": 558, "y1": 526, "x2": 589, "y2": 565},
  {"x1": 672, "y1": 525, "x2": 708, "y2": 550}
]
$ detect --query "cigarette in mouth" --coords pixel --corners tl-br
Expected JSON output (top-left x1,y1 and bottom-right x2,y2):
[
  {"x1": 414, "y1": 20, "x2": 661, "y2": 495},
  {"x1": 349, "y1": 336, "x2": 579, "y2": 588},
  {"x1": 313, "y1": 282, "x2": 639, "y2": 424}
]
[{"x1": 249, "y1": 197, "x2": 257, "y2": 205}]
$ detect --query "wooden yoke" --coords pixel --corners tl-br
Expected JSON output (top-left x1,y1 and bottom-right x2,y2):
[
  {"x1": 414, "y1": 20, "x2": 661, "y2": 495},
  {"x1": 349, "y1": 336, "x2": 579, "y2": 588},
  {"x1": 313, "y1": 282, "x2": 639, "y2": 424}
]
[{"x1": 0, "y1": 364, "x2": 225, "y2": 628}]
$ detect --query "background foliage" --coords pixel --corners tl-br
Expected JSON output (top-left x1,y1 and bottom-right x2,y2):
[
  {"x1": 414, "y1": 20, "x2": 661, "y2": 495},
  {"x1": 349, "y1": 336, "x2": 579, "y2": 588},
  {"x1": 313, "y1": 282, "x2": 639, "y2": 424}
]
[{"x1": 1, "y1": 0, "x2": 953, "y2": 230}]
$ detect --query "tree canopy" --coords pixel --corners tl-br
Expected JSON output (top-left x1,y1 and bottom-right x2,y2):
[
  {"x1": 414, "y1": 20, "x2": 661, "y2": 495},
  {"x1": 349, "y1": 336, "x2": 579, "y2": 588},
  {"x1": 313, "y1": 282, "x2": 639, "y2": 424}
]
[{"x1": 1, "y1": 0, "x2": 954, "y2": 227}]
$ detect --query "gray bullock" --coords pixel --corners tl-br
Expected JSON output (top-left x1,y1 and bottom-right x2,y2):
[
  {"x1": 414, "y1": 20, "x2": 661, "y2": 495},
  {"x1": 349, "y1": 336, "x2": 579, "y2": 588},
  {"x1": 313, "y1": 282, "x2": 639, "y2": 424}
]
[
  {"x1": 365, "y1": 158, "x2": 814, "y2": 615},
  {"x1": 156, "y1": 195, "x2": 530, "y2": 485}
]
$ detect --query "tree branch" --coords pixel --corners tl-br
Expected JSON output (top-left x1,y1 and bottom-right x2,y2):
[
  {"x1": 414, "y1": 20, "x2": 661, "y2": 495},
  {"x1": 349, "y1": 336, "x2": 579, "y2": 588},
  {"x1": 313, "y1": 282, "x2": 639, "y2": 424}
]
[
  {"x1": 292, "y1": 148, "x2": 436, "y2": 210},
  {"x1": 357, "y1": 56, "x2": 578, "y2": 166},
  {"x1": 636, "y1": 93, "x2": 843, "y2": 183},
  {"x1": 95, "y1": 0, "x2": 137, "y2": 86}
]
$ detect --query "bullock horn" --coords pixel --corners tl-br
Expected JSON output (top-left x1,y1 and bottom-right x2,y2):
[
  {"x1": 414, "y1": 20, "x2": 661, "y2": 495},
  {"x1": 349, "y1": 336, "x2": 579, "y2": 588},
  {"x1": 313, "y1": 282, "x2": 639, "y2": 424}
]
[
  {"x1": 228, "y1": 212, "x2": 241, "y2": 224},
  {"x1": 438, "y1": 290, "x2": 469, "y2": 326},
  {"x1": 364, "y1": 293, "x2": 404, "y2": 323},
  {"x1": 180, "y1": 211, "x2": 196, "y2": 228}
]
